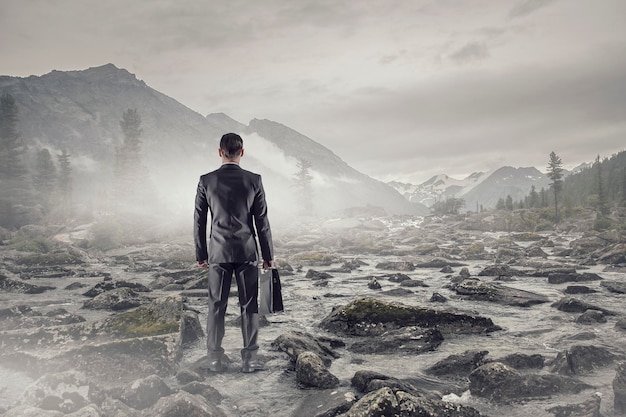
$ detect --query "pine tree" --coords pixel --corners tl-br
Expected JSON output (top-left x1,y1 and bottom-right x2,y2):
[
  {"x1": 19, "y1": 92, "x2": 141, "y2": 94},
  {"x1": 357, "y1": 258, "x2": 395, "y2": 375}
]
[
  {"x1": 114, "y1": 108, "x2": 147, "y2": 209},
  {"x1": 594, "y1": 155, "x2": 609, "y2": 215},
  {"x1": 505, "y1": 195, "x2": 514, "y2": 210},
  {"x1": 33, "y1": 148, "x2": 57, "y2": 212},
  {"x1": 0, "y1": 93, "x2": 26, "y2": 180},
  {"x1": 293, "y1": 158, "x2": 313, "y2": 214},
  {"x1": 547, "y1": 151, "x2": 564, "y2": 222},
  {"x1": 57, "y1": 149, "x2": 72, "y2": 214}
]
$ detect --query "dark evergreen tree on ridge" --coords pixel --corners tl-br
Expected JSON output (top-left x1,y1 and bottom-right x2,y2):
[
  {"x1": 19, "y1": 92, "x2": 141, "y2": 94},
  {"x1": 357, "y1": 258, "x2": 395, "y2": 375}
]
[{"x1": 547, "y1": 151, "x2": 564, "y2": 223}]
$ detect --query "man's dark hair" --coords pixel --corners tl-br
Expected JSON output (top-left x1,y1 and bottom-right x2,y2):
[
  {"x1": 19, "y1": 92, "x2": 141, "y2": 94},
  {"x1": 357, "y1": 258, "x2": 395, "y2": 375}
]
[{"x1": 220, "y1": 133, "x2": 243, "y2": 159}]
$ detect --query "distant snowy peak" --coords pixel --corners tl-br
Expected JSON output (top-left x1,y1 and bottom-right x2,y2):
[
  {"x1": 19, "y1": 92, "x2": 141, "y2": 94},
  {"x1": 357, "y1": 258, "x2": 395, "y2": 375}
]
[{"x1": 388, "y1": 172, "x2": 485, "y2": 206}]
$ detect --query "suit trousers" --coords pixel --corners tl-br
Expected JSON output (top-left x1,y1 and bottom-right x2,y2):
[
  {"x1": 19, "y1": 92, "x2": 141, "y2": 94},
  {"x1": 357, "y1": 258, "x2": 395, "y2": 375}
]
[{"x1": 206, "y1": 262, "x2": 259, "y2": 362}]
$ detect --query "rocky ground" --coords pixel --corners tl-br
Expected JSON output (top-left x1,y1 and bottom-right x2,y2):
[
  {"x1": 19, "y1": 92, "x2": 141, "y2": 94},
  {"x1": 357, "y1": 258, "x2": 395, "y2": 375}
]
[{"x1": 0, "y1": 209, "x2": 625, "y2": 416}]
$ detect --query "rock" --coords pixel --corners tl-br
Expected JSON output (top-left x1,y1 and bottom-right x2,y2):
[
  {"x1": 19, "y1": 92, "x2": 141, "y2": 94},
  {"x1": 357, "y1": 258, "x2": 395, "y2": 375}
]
[
  {"x1": 291, "y1": 251, "x2": 338, "y2": 266},
  {"x1": 375, "y1": 261, "x2": 415, "y2": 271},
  {"x1": 576, "y1": 310, "x2": 607, "y2": 324},
  {"x1": 306, "y1": 269, "x2": 333, "y2": 280},
  {"x1": 459, "y1": 267, "x2": 471, "y2": 278},
  {"x1": 551, "y1": 345, "x2": 618, "y2": 375},
  {"x1": 82, "y1": 281, "x2": 151, "y2": 298},
  {"x1": 349, "y1": 327, "x2": 443, "y2": 355},
  {"x1": 415, "y1": 258, "x2": 466, "y2": 268},
  {"x1": 548, "y1": 272, "x2": 602, "y2": 284},
  {"x1": 614, "y1": 361, "x2": 626, "y2": 414},
  {"x1": 178, "y1": 382, "x2": 222, "y2": 404},
  {"x1": 461, "y1": 242, "x2": 487, "y2": 260},
  {"x1": 0, "y1": 305, "x2": 85, "y2": 331},
  {"x1": 367, "y1": 278, "x2": 381, "y2": 290},
  {"x1": 597, "y1": 243, "x2": 626, "y2": 264},
  {"x1": 144, "y1": 391, "x2": 226, "y2": 417},
  {"x1": 82, "y1": 287, "x2": 147, "y2": 311},
  {"x1": 430, "y1": 292, "x2": 447, "y2": 302},
  {"x1": 3, "y1": 405, "x2": 64, "y2": 417},
  {"x1": 600, "y1": 280, "x2": 626, "y2": 294},
  {"x1": 440, "y1": 265, "x2": 453, "y2": 273},
  {"x1": 320, "y1": 297, "x2": 501, "y2": 337},
  {"x1": 454, "y1": 279, "x2": 550, "y2": 307},
  {"x1": 477, "y1": 265, "x2": 521, "y2": 278},
  {"x1": 0, "y1": 273, "x2": 56, "y2": 294},
  {"x1": 564, "y1": 285, "x2": 597, "y2": 294},
  {"x1": 425, "y1": 350, "x2": 489, "y2": 377},
  {"x1": 99, "y1": 397, "x2": 140, "y2": 417},
  {"x1": 65, "y1": 404, "x2": 102, "y2": 417},
  {"x1": 525, "y1": 246, "x2": 548, "y2": 258},
  {"x1": 351, "y1": 370, "x2": 393, "y2": 392},
  {"x1": 469, "y1": 362, "x2": 591, "y2": 403},
  {"x1": 616, "y1": 318, "x2": 626, "y2": 331},
  {"x1": 340, "y1": 387, "x2": 482, "y2": 417},
  {"x1": 272, "y1": 331, "x2": 341, "y2": 366},
  {"x1": 19, "y1": 371, "x2": 104, "y2": 414},
  {"x1": 380, "y1": 288, "x2": 414, "y2": 297},
  {"x1": 383, "y1": 273, "x2": 412, "y2": 283},
  {"x1": 14, "y1": 249, "x2": 85, "y2": 266},
  {"x1": 399, "y1": 279, "x2": 429, "y2": 288},
  {"x1": 495, "y1": 353, "x2": 545, "y2": 369},
  {"x1": 179, "y1": 310, "x2": 204, "y2": 346},
  {"x1": 175, "y1": 370, "x2": 202, "y2": 385},
  {"x1": 120, "y1": 374, "x2": 172, "y2": 410},
  {"x1": 291, "y1": 388, "x2": 356, "y2": 417},
  {"x1": 296, "y1": 351, "x2": 340, "y2": 389},
  {"x1": 551, "y1": 297, "x2": 615, "y2": 315},
  {"x1": 546, "y1": 393, "x2": 602, "y2": 417},
  {"x1": 65, "y1": 282, "x2": 88, "y2": 290}
]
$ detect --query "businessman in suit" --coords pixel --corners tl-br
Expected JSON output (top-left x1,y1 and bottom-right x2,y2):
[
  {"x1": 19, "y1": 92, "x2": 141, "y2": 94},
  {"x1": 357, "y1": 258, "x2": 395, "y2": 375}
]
[{"x1": 194, "y1": 133, "x2": 275, "y2": 373}]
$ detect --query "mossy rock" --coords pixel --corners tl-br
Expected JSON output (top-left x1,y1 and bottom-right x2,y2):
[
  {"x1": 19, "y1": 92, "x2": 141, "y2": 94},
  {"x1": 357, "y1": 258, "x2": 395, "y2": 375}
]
[
  {"x1": 320, "y1": 296, "x2": 500, "y2": 336},
  {"x1": 291, "y1": 251, "x2": 339, "y2": 266},
  {"x1": 511, "y1": 232, "x2": 544, "y2": 241},
  {"x1": 101, "y1": 296, "x2": 182, "y2": 338},
  {"x1": 14, "y1": 250, "x2": 84, "y2": 266}
]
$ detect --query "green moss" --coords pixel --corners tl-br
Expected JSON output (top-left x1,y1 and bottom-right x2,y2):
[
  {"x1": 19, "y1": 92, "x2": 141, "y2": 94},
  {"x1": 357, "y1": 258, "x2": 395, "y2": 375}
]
[
  {"x1": 104, "y1": 306, "x2": 179, "y2": 338},
  {"x1": 343, "y1": 298, "x2": 418, "y2": 324},
  {"x1": 11, "y1": 237, "x2": 53, "y2": 253}
]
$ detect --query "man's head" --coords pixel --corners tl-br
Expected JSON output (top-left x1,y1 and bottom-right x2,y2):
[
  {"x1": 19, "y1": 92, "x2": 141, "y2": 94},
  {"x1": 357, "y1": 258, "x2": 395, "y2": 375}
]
[{"x1": 219, "y1": 133, "x2": 244, "y2": 162}]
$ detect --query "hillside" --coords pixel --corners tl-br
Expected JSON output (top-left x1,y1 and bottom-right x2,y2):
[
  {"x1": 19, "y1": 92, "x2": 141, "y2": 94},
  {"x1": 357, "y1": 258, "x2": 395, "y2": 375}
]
[{"x1": 0, "y1": 64, "x2": 426, "y2": 226}]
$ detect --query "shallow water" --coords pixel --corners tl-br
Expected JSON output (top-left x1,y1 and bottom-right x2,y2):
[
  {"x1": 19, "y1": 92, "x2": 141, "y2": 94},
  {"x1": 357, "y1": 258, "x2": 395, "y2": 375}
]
[{"x1": 1, "y1": 225, "x2": 625, "y2": 416}]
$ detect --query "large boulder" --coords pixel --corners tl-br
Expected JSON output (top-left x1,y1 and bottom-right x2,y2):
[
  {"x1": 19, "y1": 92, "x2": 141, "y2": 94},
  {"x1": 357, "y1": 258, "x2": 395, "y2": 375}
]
[
  {"x1": 349, "y1": 327, "x2": 443, "y2": 355},
  {"x1": 425, "y1": 350, "x2": 489, "y2": 377},
  {"x1": 600, "y1": 280, "x2": 626, "y2": 294},
  {"x1": 272, "y1": 331, "x2": 341, "y2": 366},
  {"x1": 120, "y1": 374, "x2": 172, "y2": 410},
  {"x1": 0, "y1": 273, "x2": 55, "y2": 294},
  {"x1": 614, "y1": 361, "x2": 626, "y2": 415},
  {"x1": 550, "y1": 345, "x2": 618, "y2": 375},
  {"x1": 82, "y1": 287, "x2": 148, "y2": 311},
  {"x1": 453, "y1": 279, "x2": 549, "y2": 307},
  {"x1": 547, "y1": 272, "x2": 602, "y2": 284},
  {"x1": 469, "y1": 362, "x2": 591, "y2": 403},
  {"x1": 339, "y1": 387, "x2": 482, "y2": 417},
  {"x1": 296, "y1": 351, "x2": 340, "y2": 389},
  {"x1": 551, "y1": 298, "x2": 615, "y2": 315},
  {"x1": 546, "y1": 394, "x2": 602, "y2": 417},
  {"x1": 144, "y1": 391, "x2": 226, "y2": 417},
  {"x1": 19, "y1": 371, "x2": 104, "y2": 414},
  {"x1": 320, "y1": 297, "x2": 501, "y2": 337},
  {"x1": 375, "y1": 261, "x2": 415, "y2": 271},
  {"x1": 82, "y1": 280, "x2": 151, "y2": 298},
  {"x1": 0, "y1": 305, "x2": 85, "y2": 331}
]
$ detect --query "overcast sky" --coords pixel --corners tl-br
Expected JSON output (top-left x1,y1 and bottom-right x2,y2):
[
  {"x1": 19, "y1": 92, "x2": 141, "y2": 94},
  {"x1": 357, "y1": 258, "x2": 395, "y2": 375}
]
[{"x1": 2, "y1": 0, "x2": 625, "y2": 183}]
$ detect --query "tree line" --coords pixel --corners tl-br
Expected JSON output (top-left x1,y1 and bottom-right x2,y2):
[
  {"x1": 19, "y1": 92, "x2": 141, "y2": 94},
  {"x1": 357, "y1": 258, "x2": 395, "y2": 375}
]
[{"x1": 0, "y1": 92, "x2": 148, "y2": 229}]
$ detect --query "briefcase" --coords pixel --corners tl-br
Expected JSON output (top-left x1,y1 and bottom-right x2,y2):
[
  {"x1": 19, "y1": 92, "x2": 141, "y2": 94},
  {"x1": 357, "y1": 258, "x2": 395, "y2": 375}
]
[{"x1": 259, "y1": 268, "x2": 284, "y2": 314}]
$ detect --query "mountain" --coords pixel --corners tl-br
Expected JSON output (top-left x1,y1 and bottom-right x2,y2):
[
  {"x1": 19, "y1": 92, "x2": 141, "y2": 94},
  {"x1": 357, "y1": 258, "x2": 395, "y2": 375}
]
[
  {"x1": 389, "y1": 167, "x2": 551, "y2": 210},
  {"x1": 389, "y1": 172, "x2": 485, "y2": 206},
  {"x1": 0, "y1": 64, "x2": 426, "y2": 221}
]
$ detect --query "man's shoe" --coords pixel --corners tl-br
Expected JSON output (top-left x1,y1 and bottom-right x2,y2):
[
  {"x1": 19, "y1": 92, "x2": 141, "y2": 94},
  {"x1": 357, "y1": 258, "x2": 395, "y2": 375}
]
[
  {"x1": 208, "y1": 360, "x2": 224, "y2": 372},
  {"x1": 242, "y1": 360, "x2": 265, "y2": 373}
]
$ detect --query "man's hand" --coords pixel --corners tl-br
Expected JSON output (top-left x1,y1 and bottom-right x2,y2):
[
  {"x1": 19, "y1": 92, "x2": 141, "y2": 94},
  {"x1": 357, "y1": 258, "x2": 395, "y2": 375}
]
[
  {"x1": 263, "y1": 260, "x2": 275, "y2": 270},
  {"x1": 197, "y1": 260, "x2": 209, "y2": 269}
]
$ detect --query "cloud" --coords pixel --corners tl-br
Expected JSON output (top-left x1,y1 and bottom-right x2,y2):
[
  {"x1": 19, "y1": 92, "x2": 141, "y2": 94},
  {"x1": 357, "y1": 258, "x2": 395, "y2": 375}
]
[
  {"x1": 449, "y1": 42, "x2": 490, "y2": 64},
  {"x1": 508, "y1": 0, "x2": 559, "y2": 19}
]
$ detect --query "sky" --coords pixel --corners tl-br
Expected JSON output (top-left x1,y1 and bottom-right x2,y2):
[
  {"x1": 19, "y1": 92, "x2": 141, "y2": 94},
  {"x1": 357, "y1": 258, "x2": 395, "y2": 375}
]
[{"x1": 2, "y1": 0, "x2": 625, "y2": 184}]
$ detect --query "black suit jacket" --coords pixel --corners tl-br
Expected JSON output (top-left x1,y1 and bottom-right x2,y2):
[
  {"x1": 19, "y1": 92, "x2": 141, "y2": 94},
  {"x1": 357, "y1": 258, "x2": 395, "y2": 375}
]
[{"x1": 194, "y1": 163, "x2": 273, "y2": 264}]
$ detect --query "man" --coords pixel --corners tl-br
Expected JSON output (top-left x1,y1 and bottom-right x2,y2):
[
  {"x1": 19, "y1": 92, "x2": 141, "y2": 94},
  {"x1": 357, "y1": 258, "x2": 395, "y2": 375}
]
[{"x1": 194, "y1": 133, "x2": 275, "y2": 373}]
